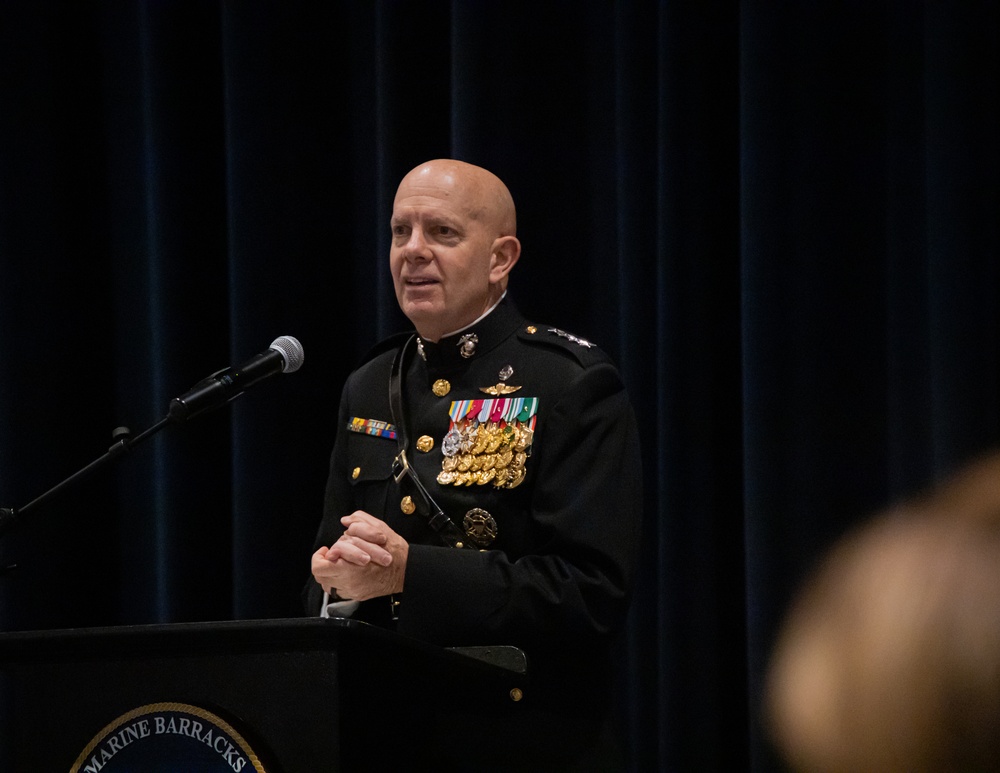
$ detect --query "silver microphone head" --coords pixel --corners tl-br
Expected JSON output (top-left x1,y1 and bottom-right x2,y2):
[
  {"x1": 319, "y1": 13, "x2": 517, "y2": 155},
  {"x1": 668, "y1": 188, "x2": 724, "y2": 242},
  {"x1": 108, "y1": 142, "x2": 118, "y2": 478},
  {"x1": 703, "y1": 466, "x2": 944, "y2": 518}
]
[{"x1": 269, "y1": 335, "x2": 304, "y2": 373}]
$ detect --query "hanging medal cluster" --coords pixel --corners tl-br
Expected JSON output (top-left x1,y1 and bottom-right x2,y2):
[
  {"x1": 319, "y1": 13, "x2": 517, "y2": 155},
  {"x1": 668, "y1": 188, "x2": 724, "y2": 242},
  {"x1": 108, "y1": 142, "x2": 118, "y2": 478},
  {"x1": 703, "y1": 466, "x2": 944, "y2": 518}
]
[{"x1": 437, "y1": 397, "x2": 538, "y2": 489}]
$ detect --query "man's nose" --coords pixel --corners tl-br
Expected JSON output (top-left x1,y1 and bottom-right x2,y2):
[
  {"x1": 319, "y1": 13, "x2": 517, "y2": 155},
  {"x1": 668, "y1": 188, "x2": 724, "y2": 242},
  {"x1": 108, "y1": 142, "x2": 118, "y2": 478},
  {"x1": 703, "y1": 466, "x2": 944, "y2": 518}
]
[{"x1": 403, "y1": 228, "x2": 432, "y2": 260}]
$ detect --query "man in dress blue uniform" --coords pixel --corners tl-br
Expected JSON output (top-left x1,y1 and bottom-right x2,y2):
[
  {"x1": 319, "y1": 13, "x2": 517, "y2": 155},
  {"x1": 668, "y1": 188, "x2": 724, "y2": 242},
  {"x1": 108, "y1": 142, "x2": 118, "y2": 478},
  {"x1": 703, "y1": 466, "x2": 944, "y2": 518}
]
[{"x1": 306, "y1": 159, "x2": 641, "y2": 769}]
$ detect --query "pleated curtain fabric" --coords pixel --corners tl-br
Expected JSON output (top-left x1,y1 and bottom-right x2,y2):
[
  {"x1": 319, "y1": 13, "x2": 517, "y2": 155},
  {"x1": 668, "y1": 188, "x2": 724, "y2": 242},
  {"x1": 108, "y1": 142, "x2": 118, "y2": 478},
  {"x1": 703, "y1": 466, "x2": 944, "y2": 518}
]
[{"x1": 0, "y1": 2, "x2": 998, "y2": 769}]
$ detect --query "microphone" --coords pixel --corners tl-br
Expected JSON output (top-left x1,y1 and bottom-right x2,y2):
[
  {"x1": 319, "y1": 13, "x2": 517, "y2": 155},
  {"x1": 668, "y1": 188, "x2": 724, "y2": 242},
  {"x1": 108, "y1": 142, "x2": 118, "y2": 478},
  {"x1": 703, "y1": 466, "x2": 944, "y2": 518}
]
[{"x1": 168, "y1": 335, "x2": 304, "y2": 422}]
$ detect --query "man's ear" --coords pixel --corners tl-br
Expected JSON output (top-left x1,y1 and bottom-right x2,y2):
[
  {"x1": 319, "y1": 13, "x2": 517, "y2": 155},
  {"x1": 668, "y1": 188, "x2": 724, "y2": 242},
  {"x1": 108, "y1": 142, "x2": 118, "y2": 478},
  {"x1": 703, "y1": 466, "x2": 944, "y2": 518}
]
[{"x1": 489, "y1": 236, "x2": 521, "y2": 282}]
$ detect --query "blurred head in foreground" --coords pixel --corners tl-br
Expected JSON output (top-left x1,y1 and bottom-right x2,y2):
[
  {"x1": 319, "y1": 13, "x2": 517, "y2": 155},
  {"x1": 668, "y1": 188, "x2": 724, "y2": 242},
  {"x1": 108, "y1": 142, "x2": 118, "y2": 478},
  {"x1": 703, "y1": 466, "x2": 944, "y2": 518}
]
[{"x1": 766, "y1": 453, "x2": 1000, "y2": 772}]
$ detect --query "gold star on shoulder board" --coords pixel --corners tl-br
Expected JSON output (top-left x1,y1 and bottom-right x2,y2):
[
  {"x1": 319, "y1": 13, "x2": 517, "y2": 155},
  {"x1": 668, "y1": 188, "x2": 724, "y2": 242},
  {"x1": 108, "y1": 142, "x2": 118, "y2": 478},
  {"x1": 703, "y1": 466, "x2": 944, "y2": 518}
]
[{"x1": 480, "y1": 382, "x2": 522, "y2": 396}]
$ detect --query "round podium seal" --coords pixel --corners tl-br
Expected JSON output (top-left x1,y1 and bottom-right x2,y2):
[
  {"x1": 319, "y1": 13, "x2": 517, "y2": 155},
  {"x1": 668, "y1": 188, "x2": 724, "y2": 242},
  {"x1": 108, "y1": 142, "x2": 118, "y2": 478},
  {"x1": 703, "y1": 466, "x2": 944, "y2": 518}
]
[{"x1": 70, "y1": 702, "x2": 268, "y2": 772}]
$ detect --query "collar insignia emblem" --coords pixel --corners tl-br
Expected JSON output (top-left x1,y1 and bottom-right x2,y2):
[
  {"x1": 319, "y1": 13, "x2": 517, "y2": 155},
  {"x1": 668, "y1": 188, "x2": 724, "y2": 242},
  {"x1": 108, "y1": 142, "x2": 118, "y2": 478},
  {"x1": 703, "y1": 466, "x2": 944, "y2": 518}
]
[{"x1": 458, "y1": 333, "x2": 478, "y2": 358}]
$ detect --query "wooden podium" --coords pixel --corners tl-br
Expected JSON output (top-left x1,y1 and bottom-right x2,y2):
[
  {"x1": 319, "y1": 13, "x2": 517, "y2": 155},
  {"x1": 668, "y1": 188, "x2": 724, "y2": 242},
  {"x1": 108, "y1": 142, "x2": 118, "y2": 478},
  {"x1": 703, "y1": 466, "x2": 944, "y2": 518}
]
[{"x1": 0, "y1": 617, "x2": 528, "y2": 771}]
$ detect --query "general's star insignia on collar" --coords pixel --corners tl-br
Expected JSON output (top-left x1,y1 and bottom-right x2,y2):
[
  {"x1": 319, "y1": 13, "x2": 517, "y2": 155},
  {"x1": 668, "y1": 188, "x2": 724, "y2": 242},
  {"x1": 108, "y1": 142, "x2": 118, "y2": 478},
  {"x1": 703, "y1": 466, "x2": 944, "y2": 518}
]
[{"x1": 548, "y1": 328, "x2": 595, "y2": 348}]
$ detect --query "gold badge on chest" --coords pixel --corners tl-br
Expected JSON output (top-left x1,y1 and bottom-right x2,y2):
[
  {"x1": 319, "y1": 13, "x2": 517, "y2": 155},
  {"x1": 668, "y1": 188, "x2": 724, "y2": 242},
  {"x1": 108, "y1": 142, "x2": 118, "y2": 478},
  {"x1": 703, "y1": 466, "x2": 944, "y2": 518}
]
[{"x1": 463, "y1": 508, "x2": 498, "y2": 548}]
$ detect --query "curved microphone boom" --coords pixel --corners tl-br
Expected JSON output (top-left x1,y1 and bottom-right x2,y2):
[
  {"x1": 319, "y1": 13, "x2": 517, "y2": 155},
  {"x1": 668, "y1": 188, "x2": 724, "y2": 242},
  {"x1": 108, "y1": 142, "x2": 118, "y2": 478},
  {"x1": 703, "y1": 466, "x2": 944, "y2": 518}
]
[{"x1": 168, "y1": 335, "x2": 304, "y2": 422}]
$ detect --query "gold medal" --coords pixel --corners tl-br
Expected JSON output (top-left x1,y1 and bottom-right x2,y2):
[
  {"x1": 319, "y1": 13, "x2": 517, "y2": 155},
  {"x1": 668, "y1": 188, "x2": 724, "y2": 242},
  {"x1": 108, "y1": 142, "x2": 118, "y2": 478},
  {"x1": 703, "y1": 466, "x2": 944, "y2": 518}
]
[
  {"x1": 485, "y1": 429, "x2": 503, "y2": 454},
  {"x1": 461, "y1": 425, "x2": 477, "y2": 453},
  {"x1": 472, "y1": 428, "x2": 490, "y2": 455}
]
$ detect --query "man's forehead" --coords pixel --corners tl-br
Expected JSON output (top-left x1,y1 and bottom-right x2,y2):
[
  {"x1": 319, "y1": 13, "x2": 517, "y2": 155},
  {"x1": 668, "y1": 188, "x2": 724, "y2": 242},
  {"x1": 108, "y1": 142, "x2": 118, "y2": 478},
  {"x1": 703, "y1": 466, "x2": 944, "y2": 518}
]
[
  {"x1": 403, "y1": 162, "x2": 472, "y2": 190},
  {"x1": 391, "y1": 193, "x2": 484, "y2": 222}
]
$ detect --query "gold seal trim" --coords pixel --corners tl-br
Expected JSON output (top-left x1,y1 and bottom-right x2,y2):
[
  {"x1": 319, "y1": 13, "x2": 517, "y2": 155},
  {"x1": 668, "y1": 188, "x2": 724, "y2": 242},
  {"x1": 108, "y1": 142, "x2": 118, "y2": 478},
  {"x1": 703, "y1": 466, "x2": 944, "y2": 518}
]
[{"x1": 70, "y1": 702, "x2": 267, "y2": 773}]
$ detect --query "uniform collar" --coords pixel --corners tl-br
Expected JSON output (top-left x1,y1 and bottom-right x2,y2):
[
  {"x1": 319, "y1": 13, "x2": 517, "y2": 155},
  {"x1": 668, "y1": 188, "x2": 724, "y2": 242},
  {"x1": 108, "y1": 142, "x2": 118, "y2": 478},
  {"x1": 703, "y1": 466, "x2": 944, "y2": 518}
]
[{"x1": 416, "y1": 296, "x2": 524, "y2": 371}]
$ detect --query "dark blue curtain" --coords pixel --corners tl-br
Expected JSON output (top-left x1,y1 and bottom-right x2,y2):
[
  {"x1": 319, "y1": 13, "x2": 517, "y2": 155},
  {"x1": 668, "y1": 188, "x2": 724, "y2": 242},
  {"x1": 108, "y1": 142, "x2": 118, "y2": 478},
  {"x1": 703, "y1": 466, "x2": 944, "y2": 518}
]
[{"x1": 1, "y1": 1, "x2": 998, "y2": 770}]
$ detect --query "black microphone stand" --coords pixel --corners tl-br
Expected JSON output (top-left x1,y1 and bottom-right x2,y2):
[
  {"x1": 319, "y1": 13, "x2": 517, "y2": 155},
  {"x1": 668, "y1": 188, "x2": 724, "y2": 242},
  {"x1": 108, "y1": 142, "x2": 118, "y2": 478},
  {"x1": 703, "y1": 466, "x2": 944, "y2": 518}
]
[
  {"x1": 0, "y1": 416, "x2": 173, "y2": 555},
  {"x1": 0, "y1": 337, "x2": 303, "y2": 568}
]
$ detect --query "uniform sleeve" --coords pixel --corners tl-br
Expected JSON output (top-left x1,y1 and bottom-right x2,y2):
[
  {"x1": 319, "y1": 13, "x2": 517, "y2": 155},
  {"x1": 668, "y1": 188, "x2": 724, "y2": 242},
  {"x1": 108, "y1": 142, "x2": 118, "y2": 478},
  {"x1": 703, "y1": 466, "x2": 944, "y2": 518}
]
[{"x1": 396, "y1": 360, "x2": 642, "y2": 650}]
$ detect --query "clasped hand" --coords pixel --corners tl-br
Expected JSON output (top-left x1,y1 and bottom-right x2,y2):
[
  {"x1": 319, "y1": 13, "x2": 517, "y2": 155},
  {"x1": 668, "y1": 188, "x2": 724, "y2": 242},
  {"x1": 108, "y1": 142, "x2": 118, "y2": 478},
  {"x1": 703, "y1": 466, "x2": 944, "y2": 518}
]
[{"x1": 311, "y1": 511, "x2": 409, "y2": 601}]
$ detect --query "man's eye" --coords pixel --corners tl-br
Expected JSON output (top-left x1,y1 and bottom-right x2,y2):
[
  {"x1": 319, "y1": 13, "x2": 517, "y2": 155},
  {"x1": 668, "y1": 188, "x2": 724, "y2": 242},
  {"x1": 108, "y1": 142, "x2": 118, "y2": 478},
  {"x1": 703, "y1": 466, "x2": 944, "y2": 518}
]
[{"x1": 392, "y1": 225, "x2": 408, "y2": 236}]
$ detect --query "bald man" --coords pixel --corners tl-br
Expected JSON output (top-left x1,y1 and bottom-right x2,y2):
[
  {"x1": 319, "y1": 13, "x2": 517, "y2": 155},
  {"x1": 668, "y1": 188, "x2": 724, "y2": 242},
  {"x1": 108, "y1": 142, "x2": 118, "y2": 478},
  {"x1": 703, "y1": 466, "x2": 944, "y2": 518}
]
[{"x1": 305, "y1": 160, "x2": 641, "y2": 769}]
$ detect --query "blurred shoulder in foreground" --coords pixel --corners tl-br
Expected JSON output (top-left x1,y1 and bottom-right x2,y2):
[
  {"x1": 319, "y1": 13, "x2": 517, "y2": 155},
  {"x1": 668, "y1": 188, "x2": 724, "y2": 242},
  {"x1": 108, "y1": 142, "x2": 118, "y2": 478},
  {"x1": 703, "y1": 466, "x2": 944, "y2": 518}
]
[{"x1": 767, "y1": 451, "x2": 1000, "y2": 773}]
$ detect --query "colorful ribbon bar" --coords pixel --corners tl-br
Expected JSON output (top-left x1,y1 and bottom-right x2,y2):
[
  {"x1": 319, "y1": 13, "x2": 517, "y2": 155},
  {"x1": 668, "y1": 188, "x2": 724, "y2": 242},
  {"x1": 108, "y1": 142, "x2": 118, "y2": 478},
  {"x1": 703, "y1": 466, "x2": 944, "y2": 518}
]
[
  {"x1": 347, "y1": 417, "x2": 397, "y2": 439},
  {"x1": 447, "y1": 397, "x2": 539, "y2": 428}
]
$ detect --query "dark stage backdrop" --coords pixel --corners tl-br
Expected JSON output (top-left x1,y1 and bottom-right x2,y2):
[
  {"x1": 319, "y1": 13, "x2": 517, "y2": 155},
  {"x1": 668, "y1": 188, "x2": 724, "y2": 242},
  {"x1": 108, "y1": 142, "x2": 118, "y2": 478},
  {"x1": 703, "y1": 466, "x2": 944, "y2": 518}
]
[{"x1": 1, "y1": 1, "x2": 998, "y2": 770}]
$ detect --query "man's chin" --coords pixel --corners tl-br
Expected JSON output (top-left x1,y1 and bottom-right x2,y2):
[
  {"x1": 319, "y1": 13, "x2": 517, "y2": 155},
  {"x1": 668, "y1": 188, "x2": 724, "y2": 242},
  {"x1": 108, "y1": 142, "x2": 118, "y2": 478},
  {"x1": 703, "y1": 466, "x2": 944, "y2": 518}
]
[
  {"x1": 401, "y1": 300, "x2": 445, "y2": 337},
  {"x1": 402, "y1": 297, "x2": 440, "y2": 317}
]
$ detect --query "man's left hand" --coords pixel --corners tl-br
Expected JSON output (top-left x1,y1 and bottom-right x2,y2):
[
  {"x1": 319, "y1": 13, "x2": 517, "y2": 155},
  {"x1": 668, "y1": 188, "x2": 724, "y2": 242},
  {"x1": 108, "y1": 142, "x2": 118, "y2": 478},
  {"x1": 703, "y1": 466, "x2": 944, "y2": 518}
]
[{"x1": 317, "y1": 511, "x2": 409, "y2": 601}]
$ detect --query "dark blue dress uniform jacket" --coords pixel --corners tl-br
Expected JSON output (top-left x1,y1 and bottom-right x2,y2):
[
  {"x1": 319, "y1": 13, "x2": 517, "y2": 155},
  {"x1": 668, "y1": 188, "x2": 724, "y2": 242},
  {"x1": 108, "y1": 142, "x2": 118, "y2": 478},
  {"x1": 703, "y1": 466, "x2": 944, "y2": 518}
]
[{"x1": 305, "y1": 297, "x2": 642, "y2": 769}]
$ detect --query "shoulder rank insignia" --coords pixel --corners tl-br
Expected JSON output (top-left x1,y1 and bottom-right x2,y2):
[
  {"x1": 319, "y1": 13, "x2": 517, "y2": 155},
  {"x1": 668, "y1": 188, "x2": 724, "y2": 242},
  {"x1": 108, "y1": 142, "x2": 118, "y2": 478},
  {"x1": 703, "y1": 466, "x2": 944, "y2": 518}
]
[
  {"x1": 436, "y1": 398, "x2": 538, "y2": 490},
  {"x1": 548, "y1": 328, "x2": 595, "y2": 348}
]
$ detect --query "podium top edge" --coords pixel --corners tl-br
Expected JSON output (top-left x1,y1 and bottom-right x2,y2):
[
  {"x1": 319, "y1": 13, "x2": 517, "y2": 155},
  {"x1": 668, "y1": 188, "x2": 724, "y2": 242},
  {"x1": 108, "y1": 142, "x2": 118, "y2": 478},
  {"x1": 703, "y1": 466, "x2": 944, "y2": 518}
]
[{"x1": 0, "y1": 616, "x2": 528, "y2": 678}]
